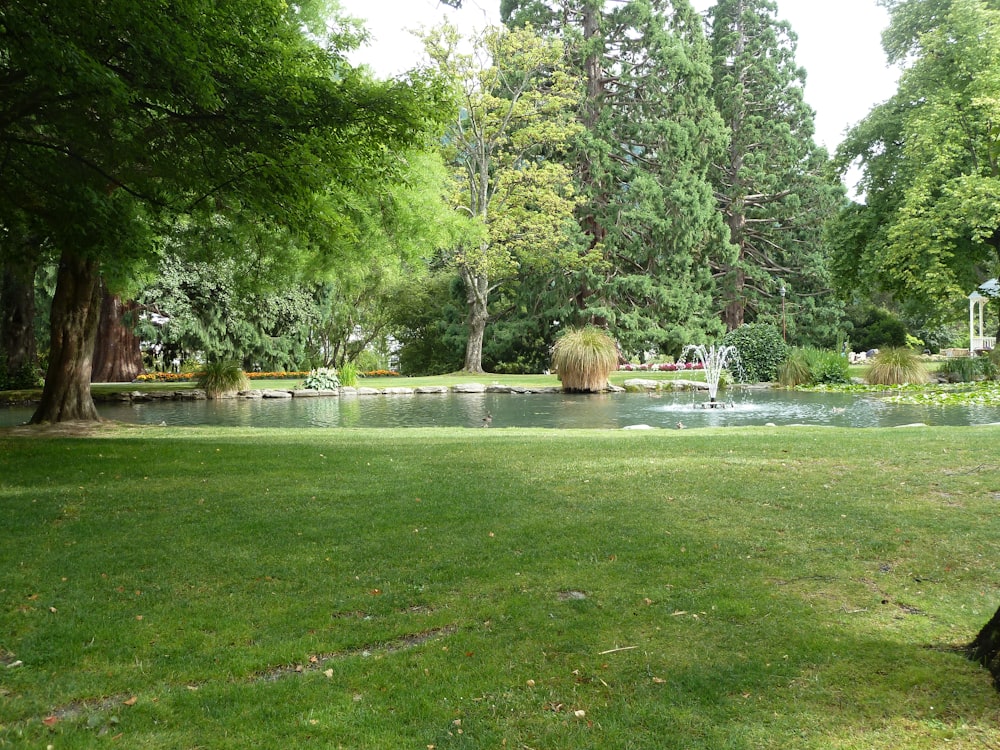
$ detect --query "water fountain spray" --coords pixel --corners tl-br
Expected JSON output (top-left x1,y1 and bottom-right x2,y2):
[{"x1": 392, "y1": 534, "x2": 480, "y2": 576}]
[{"x1": 681, "y1": 344, "x2": 740, "y2": 408}]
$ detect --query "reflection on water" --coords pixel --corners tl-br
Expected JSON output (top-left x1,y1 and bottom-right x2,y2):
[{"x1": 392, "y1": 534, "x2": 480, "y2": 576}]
[{"x1": 3, "y1": 388, "x2": 999, "y2": 429}]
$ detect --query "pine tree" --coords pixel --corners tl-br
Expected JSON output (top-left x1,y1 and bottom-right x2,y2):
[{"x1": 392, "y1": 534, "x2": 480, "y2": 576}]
[
  {"x1": 707, "y1": 0, "x2": 843, "y2": 339},
  {"x1": 505, "y1": 0, "x2": 731, "y2": 358}
]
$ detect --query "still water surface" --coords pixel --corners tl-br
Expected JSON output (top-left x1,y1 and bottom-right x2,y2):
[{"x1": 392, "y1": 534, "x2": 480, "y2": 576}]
[{"x1": 3, "y1": 389, "x2": 999, "y2": 429}]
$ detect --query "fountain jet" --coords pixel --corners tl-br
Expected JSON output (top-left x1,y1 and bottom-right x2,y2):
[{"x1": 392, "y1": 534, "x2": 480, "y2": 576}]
[{"x1": 681, "y1": 344, "x2": 740, "y2": 408}]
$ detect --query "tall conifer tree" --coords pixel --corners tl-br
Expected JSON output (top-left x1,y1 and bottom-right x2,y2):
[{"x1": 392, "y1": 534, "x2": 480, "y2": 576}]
[
  {"x1": 707, "y1": 0, "x2": 842, "y2": 338},
  {"x1": 504, "y1": 0, "x2": 730, "y2": 358}
]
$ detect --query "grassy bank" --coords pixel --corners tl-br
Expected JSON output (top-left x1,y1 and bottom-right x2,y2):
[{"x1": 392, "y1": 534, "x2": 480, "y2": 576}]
[{"x1": 1, "y1": 425, "x2": 999, "y2": 748}]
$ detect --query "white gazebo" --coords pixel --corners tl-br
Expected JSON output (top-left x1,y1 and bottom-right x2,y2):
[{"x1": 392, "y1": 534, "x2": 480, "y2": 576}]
[{"x1": 969, "y1": 279, "x2": 998, "y2": 355}]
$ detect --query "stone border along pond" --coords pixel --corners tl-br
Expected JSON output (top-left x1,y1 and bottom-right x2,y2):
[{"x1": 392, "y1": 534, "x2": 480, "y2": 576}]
[{"x1": 92, "y1": 378, "x2": 713, "y2": 403}]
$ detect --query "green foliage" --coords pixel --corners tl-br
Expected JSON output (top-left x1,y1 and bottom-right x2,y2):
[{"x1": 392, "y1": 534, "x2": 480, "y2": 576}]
[
  {"x1": 551, "y1": 327, "x2": 618, "y2": 392},
  {"x1": 865, "y1": 348, "x2": 930, "y2": 386},
  {"x1": 336, "y1": 362, "x2": 358, "y2": 388},
  {"x1": 390, "y1": 270, "x2": 466, "y2": 376},
  {"x1": 196, "y1": 360, "x2": 249, "y2": 398},
  {"x1": 722, "y1": 323, "x2": 788, "y2": 383},
  {"x1": 301, "y1": 367, "x2": 340, "y2": 390},
  {"x1": 140, "y1": 254, "x2": 315, "y2": 372},
  {"x1": 809, "y1": 349, "x2": 851, "y2": 385},
  {"x1": 937, "y1": 356, "x2": 997, "y2": 383},
  {"x1": 708, "y1": 0, "x2": 844, "y2": 331},
  {"x1": 2, "y1": 0, "x2": 452, "y2": 421},
  {"x1": 778, "y1": 347, "x2": 850, "y2": 387},
  {"x1": 507, "y1": 0, "x2": 729, "y2": 358},
  {"x1": 352, "y1": 349, "x2": 382, "y2": 374},
  {"x1": 832, "y1": 0, "x2": 1000, "y2": 316},
  {"x1": 849, "y1": 306, "x2": 909, "y2": 352},
  {"x1": 423, "y1": 22, "x2": 587, "y2": 373},
  {"x1": 777, "y1": 349, "x2": 812, "y2": 387},
  {"x1": 0, "y1": 355, "x2": 41, "y2": 391}
]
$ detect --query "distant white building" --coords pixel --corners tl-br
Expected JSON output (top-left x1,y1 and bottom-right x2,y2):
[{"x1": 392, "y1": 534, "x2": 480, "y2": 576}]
[{"x1": 969, "y1": 279, "x2": 998, "y2": 354}]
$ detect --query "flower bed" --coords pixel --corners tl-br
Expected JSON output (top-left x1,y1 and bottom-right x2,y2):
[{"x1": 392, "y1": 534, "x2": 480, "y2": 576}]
[
  {"x1": 133, "y1": 369, "x2": 400, "y2": 384},
  {"x1": 134, "y1": 371, "x2": 309, "y2": 383},
  {"x1": 618, "y1": 362, "x2": 704, "y2": 372}
]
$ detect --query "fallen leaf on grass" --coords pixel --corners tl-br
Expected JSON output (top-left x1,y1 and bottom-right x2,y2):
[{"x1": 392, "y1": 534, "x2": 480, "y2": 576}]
[
  {"x1": 123, "y1": 696, "x2": 137, "y2": 706},
  {"x1": 42, "y1": 716, "x2": 58, "y2": 727}
]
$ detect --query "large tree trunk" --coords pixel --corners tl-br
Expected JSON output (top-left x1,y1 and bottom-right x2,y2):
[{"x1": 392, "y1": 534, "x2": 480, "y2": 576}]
[
  {"x1": 91, "y1": 287, "x2": 143, "y2": 382},
  {"x1": 968, "y1": 604, "x2": 1000, "y2": 688},
  {"x1": 30, "y1": 250, "x2": 103, "y2": 423},
  {"x1": 462, "y1": 267, "x2": 488, "y2": 374},
  {"x1": 722, "y1": 267, "x2": 746, "y2": 331},
  {"x1": 1, "y1": 254, "x2": 38, "y2": 383}
]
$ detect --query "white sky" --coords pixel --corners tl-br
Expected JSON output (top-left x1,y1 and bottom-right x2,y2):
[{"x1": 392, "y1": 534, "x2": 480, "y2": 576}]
[{"x1": 336, "y1": 0, "x2": 900, "y2": 153}]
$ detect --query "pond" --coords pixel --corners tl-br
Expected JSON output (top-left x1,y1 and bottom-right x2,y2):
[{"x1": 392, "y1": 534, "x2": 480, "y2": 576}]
[{"x1": 3, "y1": 388, "x2": 999, "y2": 429}]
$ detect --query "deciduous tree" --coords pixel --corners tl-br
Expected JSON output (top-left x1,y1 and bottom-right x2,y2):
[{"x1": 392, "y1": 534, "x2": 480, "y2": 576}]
[
  {"x1": 422, "y1": 22, "x2": 587, "y2": 373},
  {"x1": 832, "y1": 0, "x2": 1000, "y2": 323},
  {"x1": 0, "y1": 0, "x2": 448, "y2": 421}
]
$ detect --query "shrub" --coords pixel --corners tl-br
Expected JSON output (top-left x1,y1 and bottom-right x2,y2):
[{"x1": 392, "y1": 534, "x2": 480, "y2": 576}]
[
  {"x1": 301, "y1": 367, "x2": 340, "y2": 390},
  {"x1": 809, "y1": 349, "x2": 851, "y2": 384},
  {"x1": 551, "y1": 327, "x2": 618, "y2": 392},
  {"x1": 865, "y1": 348, "x2": 929, "y2": 386},
  {"x1": 337, "y1": 362, "x2": 359, "y2": 387},
  {"x1": 353, "y1": 349, "x2": 381, "y2": 374},
  {"x1": 0, "y1": 357, "x2": 41, "y2": 391},
  {"x1": 722, "y1": 324, "x2": 788, "y2": 383},
  {"x1": 196, "y1": 360, "x2": 249, "y2": 398},
  {"x1": 938, "y1": 356, "x2": 997, "y2": 383},
  {"x1": 850, "y1": 307, "x2": 908, "y2": 351},
  {"x1": 778, "y1": 348, "x2": 849, "y2": 387}
]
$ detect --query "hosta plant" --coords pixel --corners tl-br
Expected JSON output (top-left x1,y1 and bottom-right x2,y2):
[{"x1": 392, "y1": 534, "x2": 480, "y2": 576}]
[{"x1": 302, "y1": 367, "x2": 340, "y2": 390}]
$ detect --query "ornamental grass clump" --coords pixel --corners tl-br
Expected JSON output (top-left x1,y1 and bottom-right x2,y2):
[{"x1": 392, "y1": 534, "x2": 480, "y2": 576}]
[
  {"x1": 551, "y1": 326, "x2": 618, "y2": 392},
  {"x1": 777, "y1": 348, "x2": 813, "y2": 387},
  {"x1": 337, "y1": 362, "x2": 359, "y2": 387},
  {"x1": 196, "y1": 360, "x2": 249, "y2": 398},
  {"x1": 865, "y1": 347, "x2": 929, "y2": 386}
]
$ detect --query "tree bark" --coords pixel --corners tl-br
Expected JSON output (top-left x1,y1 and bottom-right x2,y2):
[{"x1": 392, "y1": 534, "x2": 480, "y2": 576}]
[
  {"x1": 30, "y1": 249, "x2": 103, "y2": 423},
  {"x1": 722, "y1": 267, "x2": 746, "y2": 331},
  {"x1": 968, "y1": 604, "x2": 1000, "y2": 688},
  {"x1": 1, "y1": 254, "x2": 38, "y2": 382},
  {"x1": 462, "y1": 266, "x2": 488, "y2": 374},
  {"x1": 91, "y1": 288, "x2": 143, "y2": 382}
]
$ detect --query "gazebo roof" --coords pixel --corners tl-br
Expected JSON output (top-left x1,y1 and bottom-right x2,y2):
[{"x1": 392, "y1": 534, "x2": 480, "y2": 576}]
[{"x1": 979, "y1": 278, "x2": 1000, "y2": 298}]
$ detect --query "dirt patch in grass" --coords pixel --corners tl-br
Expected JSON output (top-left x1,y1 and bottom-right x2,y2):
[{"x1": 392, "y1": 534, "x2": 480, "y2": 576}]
[{"x1": 0, "y1": 420, "x2": 151, "y2": 438}]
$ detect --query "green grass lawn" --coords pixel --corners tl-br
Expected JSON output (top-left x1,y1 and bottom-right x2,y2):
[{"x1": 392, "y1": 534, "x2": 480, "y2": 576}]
[{"x1": 1, "y1": 425, "x2": 999, "y2": 748}]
